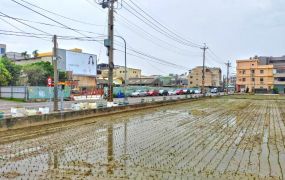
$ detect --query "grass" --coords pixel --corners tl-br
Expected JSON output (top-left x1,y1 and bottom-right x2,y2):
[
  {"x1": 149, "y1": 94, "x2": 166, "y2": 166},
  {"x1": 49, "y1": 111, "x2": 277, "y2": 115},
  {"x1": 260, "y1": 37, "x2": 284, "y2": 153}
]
[{"x1": 0, "y1": 97, "x2": 25, "y2": 103}]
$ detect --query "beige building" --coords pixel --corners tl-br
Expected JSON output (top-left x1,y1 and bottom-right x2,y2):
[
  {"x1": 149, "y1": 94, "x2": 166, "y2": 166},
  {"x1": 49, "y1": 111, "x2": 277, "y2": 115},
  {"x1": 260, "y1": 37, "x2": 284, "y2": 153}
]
[
  {"x1": 188, "y1": 66, "x2": 222, "y2": 88},
  {"x1": 236, "y1": 59, "x2": 273, "y2": 92},
  {"x1": 101, "y1": 66, "x2": 141, "y2": 81}
]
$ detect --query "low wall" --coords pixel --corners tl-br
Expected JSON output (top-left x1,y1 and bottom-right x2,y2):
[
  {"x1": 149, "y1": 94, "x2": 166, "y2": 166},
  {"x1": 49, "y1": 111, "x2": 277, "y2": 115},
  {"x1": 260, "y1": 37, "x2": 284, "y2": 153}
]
[{"x1": 0, "y1": 96, "x2": 207, "y2": 131}]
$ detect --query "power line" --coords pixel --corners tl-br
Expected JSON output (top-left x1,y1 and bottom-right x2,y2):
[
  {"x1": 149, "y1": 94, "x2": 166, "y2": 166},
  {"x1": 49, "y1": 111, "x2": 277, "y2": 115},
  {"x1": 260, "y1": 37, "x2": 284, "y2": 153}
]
[
  {"x1": 122, "y1": 0, "x2": 202, "y2": 48},
  {"x1": 18, "y1": 0, "x2": 104, "y2": 26},
  {"x1": 115, "y1": 49, "x2": 188, "y2": 71},
  {"x1": 0, "y1": 14, "x2": 105, "y2": 36},
  {"x1": 10, "y1": 0, "x2": 93, "y2": 38},
  {"x1": 127, "y1": 0, "x2": 202, "y2": 48},
  {"x1": 115, "y1": 15, "x2": 201, "y2": 57},
  {"x1": 114, "y1": 42, "x2": 190, "y2": 70},
  {"x1": 0, "y1": 11, "x2": 50, "y2": 35},
  {"x1": 208, "y1": 48, "x2": 225, "y2": 64}
]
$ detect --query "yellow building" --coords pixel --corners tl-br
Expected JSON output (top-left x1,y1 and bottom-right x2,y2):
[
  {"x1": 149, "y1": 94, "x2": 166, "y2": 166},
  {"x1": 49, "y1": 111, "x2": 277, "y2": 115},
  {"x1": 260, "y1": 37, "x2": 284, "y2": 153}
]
[
  {"x1": 188, "y1": 66, "x2": 221, "y2": 88},
  {"x1": 236, "y1": 59, "x2": 274, "y2": 92},
  {"x1": 101, "y1": 66, "x2": 141, "y2": 80}
]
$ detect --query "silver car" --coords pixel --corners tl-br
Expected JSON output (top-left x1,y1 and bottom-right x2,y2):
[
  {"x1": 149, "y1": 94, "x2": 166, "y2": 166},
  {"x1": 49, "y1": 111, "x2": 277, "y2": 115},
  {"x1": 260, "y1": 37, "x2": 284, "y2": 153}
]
[{"x1": 131, "y1": 90, "x2": 146, "y2": 97}]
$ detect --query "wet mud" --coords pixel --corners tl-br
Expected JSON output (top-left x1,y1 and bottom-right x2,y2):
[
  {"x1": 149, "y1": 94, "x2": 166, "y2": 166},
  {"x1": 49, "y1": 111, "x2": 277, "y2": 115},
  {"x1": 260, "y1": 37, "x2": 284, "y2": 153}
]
[{"x1": 0, "y1": 97, "x2": 284, "y2": 179}]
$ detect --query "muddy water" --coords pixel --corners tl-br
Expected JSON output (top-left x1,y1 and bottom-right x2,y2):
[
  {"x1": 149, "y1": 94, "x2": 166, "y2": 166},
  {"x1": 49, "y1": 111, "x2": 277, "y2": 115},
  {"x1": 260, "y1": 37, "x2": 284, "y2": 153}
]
[{"x1": 0, "y1": 98, "x2": 284, "y2": 179}]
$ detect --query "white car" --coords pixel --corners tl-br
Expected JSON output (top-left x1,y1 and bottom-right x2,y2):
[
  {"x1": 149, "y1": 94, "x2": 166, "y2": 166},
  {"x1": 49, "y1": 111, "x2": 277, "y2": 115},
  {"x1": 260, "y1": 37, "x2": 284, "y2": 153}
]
[
  {"x1": 131, "y1": 90, "x2": 146, "y2": 97},
  {"x1": 168, "y1": 90, "x2": 176, "y2": 96},
  {"x1": 194, "y1": 89, "x2": 201, "y2": 94}
]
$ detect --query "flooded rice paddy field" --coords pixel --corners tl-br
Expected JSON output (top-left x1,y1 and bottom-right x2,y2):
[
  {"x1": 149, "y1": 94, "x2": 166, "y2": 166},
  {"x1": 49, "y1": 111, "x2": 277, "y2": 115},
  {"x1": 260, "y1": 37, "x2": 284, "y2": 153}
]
[{"x1": 1, "y1": 97, "x2": 285, "y2": 179}]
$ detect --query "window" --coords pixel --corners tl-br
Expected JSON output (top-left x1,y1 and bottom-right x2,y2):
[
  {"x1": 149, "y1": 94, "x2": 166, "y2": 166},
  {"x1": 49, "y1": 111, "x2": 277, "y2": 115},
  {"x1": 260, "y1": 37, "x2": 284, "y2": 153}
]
[
  {"x1": 190, "y1": 81, "x2": 193, "y2": 84},
  {"x1": 252, "y1": 64, "x2": 254, "y2": 66},
  {"x1": 260, "y1": 70, "x2": 264, "y2": 74},
  {"x1": 251, "y1": 70, "x2": 255, "y2": 74},
  {"x1": 190, "y1": 76, "x2": 193, "y2": 78},
  {"x1": 242, "y1": 70, "x2": 246, "y2": 74},
  {"x1": 260, "y1": 78, "x2": 264, "y2": 82},
  {"x1": 239, "y1": 71, "x2": 242, "y2": 74},
  {"x1": 252, "y1": 78, "x2": 255, "y2": 82},
  {"x1": 242, "y1": 78, "x2": 246, "y2": 82}
]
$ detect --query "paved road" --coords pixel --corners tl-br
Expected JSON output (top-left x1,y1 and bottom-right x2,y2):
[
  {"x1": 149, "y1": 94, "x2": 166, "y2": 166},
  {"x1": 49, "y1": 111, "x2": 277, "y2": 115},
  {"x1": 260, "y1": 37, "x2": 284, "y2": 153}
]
[{"x1": 0, "y1": 94, "x2": 209, "y2": 114}]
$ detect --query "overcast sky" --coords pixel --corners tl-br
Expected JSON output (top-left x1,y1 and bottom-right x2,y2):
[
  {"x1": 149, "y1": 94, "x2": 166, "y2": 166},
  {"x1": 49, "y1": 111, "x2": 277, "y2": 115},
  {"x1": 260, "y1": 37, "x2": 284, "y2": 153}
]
[{"x1": 1, "y1": 0, "x2": 285, "y2": 76}]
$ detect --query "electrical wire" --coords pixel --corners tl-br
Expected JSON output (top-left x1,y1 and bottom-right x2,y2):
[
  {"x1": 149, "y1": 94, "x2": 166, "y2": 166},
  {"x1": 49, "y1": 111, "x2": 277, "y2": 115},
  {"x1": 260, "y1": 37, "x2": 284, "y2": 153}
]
[
  {"x1": 122, "y1": 0, "x2": 202, "y2": 48},
  {"x1": 0, "y1": 11, "x2": 50, "y2": 35},
  {"x1": 115, "y1": 15, "x2": 201, "y2": 57},
  {"x1": 10, "y1": 0, "x2": 93, "y2": 38},
  {"x1": 18, "y1": 0, "x2": 104, "y2": 26},
  {"x1": 127, "y1": 0, "x2": 202, "y2": 48}
]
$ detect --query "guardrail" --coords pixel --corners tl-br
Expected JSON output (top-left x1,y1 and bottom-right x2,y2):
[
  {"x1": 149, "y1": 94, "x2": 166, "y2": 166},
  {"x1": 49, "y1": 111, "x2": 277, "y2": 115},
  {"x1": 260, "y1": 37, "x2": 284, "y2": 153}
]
[{"x1": 0, "y1": 93, "x2": 223, "y2": 120}]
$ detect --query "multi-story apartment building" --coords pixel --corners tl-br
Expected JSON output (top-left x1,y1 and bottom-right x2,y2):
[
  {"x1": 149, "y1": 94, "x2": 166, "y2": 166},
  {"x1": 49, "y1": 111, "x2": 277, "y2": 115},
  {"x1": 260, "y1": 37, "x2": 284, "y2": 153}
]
[
  {"x1": 259, "y1": 56, "x2": 285, "y2": 93},
  {"x1": 188, "y1": 66, "x2": 222, "y2": 88},
  {"x1": 236, "y1": 59, "x2": 273, "y2": 93}
]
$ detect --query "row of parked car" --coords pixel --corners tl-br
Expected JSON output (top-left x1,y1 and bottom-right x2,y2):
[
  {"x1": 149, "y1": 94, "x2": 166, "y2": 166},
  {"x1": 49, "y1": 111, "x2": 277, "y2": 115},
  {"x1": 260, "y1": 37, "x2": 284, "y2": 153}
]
[{"x1": 130, "y1": 89, "x2": 201, "y2": 97}]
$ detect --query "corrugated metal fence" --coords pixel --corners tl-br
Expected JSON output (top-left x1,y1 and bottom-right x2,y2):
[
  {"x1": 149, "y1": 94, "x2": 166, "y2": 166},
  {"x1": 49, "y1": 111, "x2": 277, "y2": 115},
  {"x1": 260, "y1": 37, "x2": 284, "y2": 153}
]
[{"x1": 0, "y1": 86, "x2": 71, "y2": 101}]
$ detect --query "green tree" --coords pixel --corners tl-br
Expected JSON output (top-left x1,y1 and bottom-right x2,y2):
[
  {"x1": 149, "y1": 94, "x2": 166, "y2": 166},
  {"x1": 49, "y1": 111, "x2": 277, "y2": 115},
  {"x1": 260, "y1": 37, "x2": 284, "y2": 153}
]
[
  {"x1": 21, "y1": 51, "x2": 28, "y2": 59},
  {"x1": 23, "y1": 61, "x2": 67, "y2": 86},
  {"x1": 23, "y1": 65, "x2": 46, "y2": 86},
  {"x1": 0, "y1": 61, "x2": 11, "y2": 86},
  {"x1": 1, "y1": 57, "x2": 21, "y2": 85}
]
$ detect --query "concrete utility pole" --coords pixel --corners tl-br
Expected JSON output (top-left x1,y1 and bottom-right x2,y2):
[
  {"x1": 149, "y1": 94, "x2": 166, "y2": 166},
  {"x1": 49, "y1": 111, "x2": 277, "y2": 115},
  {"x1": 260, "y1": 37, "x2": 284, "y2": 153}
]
[
  {"x1": 107, "y1": 0, "x2": 115, "y2": 102},
  {"x1": 201, "y1": 43, "x2": 208, "y2": 96},
  {"x1": 225, "y1": 60, "x2": 231, "y2": 94},
  {"x1": 53, "y1": 35, "x2": 59, "y2": 111}
]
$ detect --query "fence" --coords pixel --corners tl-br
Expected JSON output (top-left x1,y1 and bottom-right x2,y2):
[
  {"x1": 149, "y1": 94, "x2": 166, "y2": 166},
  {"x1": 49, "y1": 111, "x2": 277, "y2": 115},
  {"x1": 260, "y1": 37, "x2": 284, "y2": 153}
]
[
  {"x1": 0, "y1": 86, "x2": 71, "y2": 101},
  {"x1": 0, "y1": 86, "x2": 27, "y2": 100}
]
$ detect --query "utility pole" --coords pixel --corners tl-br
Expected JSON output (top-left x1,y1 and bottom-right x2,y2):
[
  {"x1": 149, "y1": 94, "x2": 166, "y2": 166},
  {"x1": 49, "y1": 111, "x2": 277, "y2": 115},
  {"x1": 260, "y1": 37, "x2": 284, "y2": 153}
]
[
  {"x1": 107, "y1": 0, "x2": 115, "y2": 102},
  {"x1": 53, "y1": 35, "x2": 59, "y2": 111},
  {"x1": 225, "y1": 60, "x2": 231, "y2": 94},
  {"x1": 201, "y1": 43, "x2": 208, "y2": 96}
]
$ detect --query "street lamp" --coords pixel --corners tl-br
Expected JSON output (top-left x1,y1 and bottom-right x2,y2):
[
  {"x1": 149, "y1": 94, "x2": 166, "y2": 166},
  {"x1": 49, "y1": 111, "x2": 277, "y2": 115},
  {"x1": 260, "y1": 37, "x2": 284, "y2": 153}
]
[{"x1": 114, "y1": 35, "x2": 128, "y2": 104}]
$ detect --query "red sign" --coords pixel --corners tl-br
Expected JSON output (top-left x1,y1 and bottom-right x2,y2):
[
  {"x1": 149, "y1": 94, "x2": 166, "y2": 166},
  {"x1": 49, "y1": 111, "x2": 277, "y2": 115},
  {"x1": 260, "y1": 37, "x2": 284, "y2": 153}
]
[{"x1": 47, "y1": 77, "x2": 52, "y2": 87}]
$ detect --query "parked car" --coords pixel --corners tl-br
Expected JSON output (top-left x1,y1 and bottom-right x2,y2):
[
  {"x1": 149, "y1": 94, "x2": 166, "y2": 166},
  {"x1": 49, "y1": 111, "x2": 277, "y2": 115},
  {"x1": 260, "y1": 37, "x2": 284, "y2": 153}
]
[
  {"x1": 182, "y1": 89, "x2": 191, "y2": 94},
  {"x1": 147, "y1": 90, "x2": 159, "y2": 96},
  {"x1": 176, "y1": 89, "x2": 184, "y2": 95},
  {"x1": 210, "y1": 88, "x2": 218, "y2": 93},
  {"x1": 159, "y1": 89, "x2": 168, "y2": 96},
  {"x1": 131, "y1": 90, "x2": 146, "y2": 97},
  {"x1": 168, "y1": 90, "x2": 176, "y2": 96},
  {"x1": 194, "y1": 89, "x2": 201, "y2": 94}
]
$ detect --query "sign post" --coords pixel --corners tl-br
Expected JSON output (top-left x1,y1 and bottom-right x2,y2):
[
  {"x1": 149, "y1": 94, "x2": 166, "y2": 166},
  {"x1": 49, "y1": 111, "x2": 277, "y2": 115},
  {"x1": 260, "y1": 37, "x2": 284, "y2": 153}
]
[{"x1": 47, "y1": 77, "x2": 52, "y2": 110}]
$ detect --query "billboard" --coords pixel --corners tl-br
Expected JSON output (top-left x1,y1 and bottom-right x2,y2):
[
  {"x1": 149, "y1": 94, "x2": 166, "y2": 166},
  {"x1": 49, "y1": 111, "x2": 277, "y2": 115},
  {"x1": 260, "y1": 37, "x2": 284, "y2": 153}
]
[{"x1": 58, "y1": 49, "x2": 97, "y2": 76}]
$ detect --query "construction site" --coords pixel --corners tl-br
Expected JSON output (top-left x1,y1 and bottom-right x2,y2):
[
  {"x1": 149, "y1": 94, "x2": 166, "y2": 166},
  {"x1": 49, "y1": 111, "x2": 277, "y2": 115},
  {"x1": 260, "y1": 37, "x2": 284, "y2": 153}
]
[{"x1": 1, "y1": 95, "x2": 285, "y2": 179}]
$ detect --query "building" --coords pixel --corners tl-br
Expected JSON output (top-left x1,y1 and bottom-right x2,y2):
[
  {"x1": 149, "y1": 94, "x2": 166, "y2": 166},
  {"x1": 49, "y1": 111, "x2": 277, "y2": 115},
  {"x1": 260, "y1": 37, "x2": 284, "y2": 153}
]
[
  {"x1": 188, "y1": 66, "x2": 222, "y2": 89},
  {"x1": 6, "y1": 52, "x2": 30, "y2": 60},
  {"x1": 13, "y1": 48, "x2": 98, "y2": 88},
  {"x1": 100, "y1": 66, "x2": 141, "y2": 81},
  {"x1": 0, "y1": 44, "x2": 6, "y2": 57},
  {"x1": 128, "y1": 77, "x2": 162, "y2": 87},
  {"x1": 259, "y1": 56, "x2": 285, "y2": 93},
  {"x1": 236, "y1": 58, "x2": 274, "y2": 93}
]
